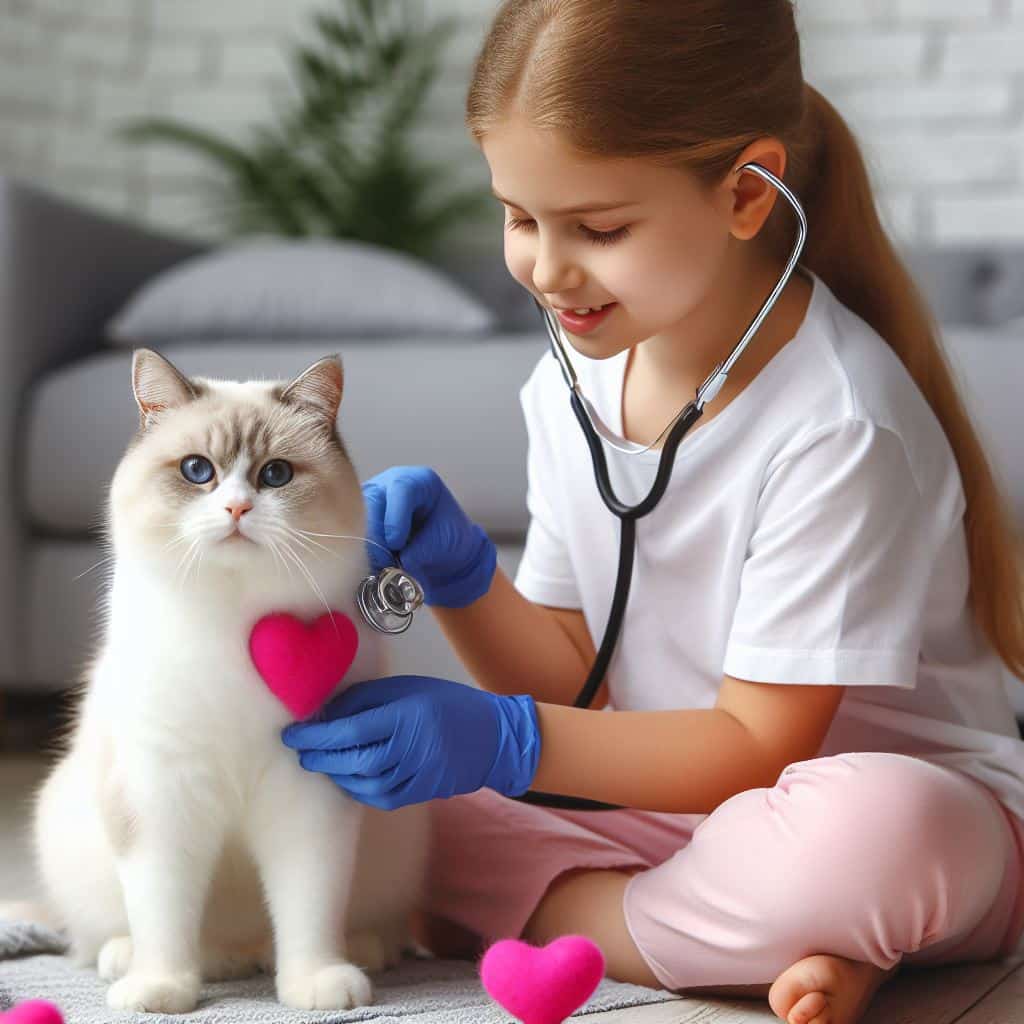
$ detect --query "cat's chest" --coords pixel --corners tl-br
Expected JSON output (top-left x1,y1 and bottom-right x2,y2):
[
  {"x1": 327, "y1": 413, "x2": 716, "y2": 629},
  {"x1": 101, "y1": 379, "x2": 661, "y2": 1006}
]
[
  {"x1": 111, "y1": 565, "x2": 360, "y2": 651},
  {"x1": 104, "y1": 589, "x2": 385, "y2": 716}
]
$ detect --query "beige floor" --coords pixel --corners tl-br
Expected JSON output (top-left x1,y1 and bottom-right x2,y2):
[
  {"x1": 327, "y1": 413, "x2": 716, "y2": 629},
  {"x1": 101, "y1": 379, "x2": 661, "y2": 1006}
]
[{"x1": 2, "y1": 753, "x2": 1022, "y2": 1023}]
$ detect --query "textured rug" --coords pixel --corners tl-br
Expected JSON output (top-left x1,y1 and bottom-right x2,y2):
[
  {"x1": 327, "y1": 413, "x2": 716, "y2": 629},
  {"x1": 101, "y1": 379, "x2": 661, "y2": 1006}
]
[{"x1": 0, "y1": 917, "x2": 680, "y2": 1023}]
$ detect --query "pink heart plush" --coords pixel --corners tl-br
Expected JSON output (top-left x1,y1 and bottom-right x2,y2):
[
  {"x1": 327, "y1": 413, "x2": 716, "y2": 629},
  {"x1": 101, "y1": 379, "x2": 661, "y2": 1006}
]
[
  {"x1": 249, "y1": 610, "x2": 359, "y2": 719},
  {"x1": 0, "y1": 1002, "x2": 64, "y2": 1024},
  {"x1": 480, "y1": 936, "x2": 605, "y2": 1024}
]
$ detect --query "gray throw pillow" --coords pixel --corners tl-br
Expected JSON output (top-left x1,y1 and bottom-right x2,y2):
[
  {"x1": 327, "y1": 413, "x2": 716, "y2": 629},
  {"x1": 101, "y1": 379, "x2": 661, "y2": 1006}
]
[{"x1": 105, "y1": 238, "x2": 497, "y2": 345}]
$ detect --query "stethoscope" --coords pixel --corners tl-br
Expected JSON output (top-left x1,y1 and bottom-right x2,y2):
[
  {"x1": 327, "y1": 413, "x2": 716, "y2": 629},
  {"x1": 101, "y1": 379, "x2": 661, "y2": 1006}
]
[
  {"x1": 358, "y1": 162, "x2": 807, "y2": 813},
  {"x1": 357, "y1": 565, "x2": 425, "y2": 636}
]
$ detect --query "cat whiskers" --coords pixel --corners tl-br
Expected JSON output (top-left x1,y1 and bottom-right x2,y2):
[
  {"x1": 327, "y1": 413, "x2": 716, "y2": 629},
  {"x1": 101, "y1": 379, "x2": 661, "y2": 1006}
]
[
  {"x1": 165, "y1": 513, "x2": 242, "y2": 582},
  {"x1": 162, "y1": 533, "x2": 193, "y2": 556},
  {"x1": 265, "y1": 535, "x2": 292, "y2": 583},
  {"x1": 269, "y1": 531, "x2": 340, "y2": 640},
  {"x1": 73, "y1": 555, "x2": 116, "y2": 582},
  {"x1": 72, "y1": 520, "x2": 199, "y2": 583},
  {"x1": 296, "y1": 529, "x2": 394, "y2": 562},
  {"x1": 280, "y1": 527, "x2": 333, "y2": 558},
  {"x1": 72, "y1": 527, "x2": 202, "y2": 583},
  {"x1": 278, "y1": 525, "x2": 330, "y2": 563},
  {"x1": 174, "y1": 534, "x2": 204, "y2": 588},
  {"x1": 73, "y1": 520, "x2": 192, "y2": 577},
  {"x1": 168, "y1": 516, "x2": 225, "y2": 587}
]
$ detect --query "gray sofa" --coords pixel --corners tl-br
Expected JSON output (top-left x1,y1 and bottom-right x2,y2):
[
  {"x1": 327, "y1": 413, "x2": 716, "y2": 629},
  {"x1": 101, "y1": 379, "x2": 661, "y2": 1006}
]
[{"x1": 1, "y1": 174, "x2": 1022, "y2": 718}]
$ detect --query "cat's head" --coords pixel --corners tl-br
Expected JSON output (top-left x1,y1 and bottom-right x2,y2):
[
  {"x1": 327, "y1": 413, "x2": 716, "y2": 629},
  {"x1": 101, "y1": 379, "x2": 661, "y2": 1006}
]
[{"x1": 108, "y1": 349, "x2": 365, "y2": 581}]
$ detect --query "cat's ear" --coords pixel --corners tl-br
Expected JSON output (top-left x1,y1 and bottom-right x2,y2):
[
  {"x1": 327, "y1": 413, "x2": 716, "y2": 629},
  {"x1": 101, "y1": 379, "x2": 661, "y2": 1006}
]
[
  {"x1": 132, "y1": 348, "x2": 200, "y2": 429},
  {"x1": 279, "y1": 354, "x2": 344, "y2": 423}
]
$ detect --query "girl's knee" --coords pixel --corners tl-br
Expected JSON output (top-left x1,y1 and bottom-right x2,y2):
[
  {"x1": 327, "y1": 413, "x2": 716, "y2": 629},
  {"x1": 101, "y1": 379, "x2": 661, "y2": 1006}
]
[
  {"x1": 627, "y1": 756, "x2": 1014, "y2": 972},
  {"x1": 766, "y1": 754, "x2": 1009, "y2": 936},
  {"x1": 694, "y1": 754, "x2": 1007, "y2": 913},
  {"x1": 782, "y1": 753, "x2": 1005, "y2": 861}
]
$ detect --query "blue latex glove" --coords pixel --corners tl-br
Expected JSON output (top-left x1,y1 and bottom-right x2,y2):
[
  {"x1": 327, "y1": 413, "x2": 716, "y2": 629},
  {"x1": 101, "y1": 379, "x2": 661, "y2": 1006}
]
[
  {"x1": 362, "y1": 466, "x2": 497, "y2": 608},
  {"x1": 280, "y1": 675, "x2": 541, "y2": 810}
]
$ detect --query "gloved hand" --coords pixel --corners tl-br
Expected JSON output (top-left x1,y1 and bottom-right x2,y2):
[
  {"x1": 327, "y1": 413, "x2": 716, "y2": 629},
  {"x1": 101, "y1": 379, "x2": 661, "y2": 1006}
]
[
  {"x1": 362, "y1": 466, "x2": 497, "y2": 608},
  {"x1": 280, "y1": 675, "x2": 540, "y2": 810}
]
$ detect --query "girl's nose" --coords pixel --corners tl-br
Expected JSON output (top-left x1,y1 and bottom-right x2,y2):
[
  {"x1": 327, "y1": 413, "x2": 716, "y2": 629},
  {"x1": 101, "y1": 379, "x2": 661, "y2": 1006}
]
[{"x1": 532, "y1": 237, "x2": 583, "y2": 296}]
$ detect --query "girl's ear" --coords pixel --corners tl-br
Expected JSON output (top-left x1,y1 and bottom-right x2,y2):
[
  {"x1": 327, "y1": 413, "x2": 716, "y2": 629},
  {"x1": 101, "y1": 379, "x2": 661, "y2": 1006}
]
[
  {"x1": 726, "y1": 139, "x2": 789, "y2": 242},
  {"x1": 279, "y1": 354, "x2": 344, "y2": 423},
  {"x1": 132, "y1": 348, "x2": 200, "y2": 429}
]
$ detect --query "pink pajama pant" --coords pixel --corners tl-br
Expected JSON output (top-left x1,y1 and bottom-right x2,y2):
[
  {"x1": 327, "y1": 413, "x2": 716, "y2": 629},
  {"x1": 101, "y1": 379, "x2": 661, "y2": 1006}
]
[{"x1": 423, "y1": 752, "x2": 1024, "y2": 990}]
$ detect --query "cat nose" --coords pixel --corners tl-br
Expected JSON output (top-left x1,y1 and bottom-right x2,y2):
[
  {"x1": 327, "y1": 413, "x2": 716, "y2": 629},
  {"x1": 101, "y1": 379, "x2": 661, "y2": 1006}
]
[{"x1": 225, "y1": 500, "x2": 252, "y2": 522}]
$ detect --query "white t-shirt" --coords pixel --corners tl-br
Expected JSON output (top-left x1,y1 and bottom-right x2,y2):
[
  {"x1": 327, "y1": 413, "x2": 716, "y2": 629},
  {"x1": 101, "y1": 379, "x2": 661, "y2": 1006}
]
[{"x1": 514, "y1": 269, "x2": 1024, "y2": 820}]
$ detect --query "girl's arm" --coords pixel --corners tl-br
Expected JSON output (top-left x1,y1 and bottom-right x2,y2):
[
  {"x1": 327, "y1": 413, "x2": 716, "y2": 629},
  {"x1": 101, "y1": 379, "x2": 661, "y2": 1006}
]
[
  {"x1": 530, "y1": 676, "x2": 846, "y2": 813},
  {"x1": 432, "y1": 564, "x2": 844, "y2": 811},
  {"x1": 431, "y1": 567, "x2": 608, "y2": 708}
]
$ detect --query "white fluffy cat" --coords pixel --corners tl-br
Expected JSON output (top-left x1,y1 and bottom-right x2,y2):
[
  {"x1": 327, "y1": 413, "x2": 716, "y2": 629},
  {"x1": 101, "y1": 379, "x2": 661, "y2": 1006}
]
[{"x1": 31, "y1": 349, "x2": 430, "y2": 1014}]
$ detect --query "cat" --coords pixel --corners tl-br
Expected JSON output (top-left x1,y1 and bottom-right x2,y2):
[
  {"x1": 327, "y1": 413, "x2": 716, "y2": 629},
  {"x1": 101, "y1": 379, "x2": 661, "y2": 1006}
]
[{"x1": 31, "y1": 348, "x2": 430, "y2": 1014}]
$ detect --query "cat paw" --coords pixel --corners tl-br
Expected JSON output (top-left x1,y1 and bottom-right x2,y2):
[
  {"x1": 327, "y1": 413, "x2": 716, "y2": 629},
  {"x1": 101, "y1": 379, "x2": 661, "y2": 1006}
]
[
  {"x1": 276, "y1": 960, "x2": 373, "y2": 1010},
  {"x1": 97, "y1": 935, "x2": 265, "y2": 983},
  {"x1": 97, "y1": 936, "x2": 133, "y2": 981},
  {"x1": 106, "y1": 968, "x2": 200, "y2": 1014}
]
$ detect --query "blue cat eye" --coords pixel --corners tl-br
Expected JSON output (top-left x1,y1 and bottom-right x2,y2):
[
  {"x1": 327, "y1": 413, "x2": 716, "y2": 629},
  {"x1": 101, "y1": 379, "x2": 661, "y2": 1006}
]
[
  {"x1": 180, "y1": 455, "x2": 214, "y2": 485},
  {"x1": 260, "y1": 459, "x2": 293, "y2": 488}
]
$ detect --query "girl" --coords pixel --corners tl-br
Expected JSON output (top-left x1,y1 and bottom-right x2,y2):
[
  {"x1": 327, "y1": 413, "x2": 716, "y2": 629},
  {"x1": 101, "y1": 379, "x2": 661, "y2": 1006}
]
[{"x1": 280, "y1": 2, "x2": 1024, "y2": 1022}]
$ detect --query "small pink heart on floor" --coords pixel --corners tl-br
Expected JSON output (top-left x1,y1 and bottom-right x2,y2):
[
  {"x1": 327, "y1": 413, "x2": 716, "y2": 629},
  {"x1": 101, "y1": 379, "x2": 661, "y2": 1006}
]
[
  {"x1": 249, "y1": 610, "x2": 359, "y2": 718},
  {"x1": 0, "y1": 1001, "x2": 64, "y2": 1024},
  {"x1": 480, "y1": 935, "x2": 605, "y2": 1024}
]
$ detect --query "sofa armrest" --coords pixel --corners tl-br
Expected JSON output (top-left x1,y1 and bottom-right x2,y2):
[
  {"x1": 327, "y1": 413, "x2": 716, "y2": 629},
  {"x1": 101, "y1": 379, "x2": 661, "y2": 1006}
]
[{"x1": 0, "y1": 175, "x2": 206, "y2": 686}]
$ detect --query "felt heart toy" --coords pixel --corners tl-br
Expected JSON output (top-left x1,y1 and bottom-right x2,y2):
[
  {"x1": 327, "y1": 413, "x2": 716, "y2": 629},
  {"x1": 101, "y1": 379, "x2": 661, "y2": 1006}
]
[
  {"x1": 0, "y1": 1002, "x2": 64, "y2": 1024},
  {"x1": 249, "y1": 610, "x2": 359, "y2": 719},
  {"x1": 479, "y1": 935, "x2": 605, "y2": 1024}
]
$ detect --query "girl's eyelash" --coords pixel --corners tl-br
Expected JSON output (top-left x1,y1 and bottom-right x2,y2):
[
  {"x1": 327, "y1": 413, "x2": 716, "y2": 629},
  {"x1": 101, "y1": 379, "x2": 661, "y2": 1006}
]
[{"x1": 505, "y1": 216, "x2": 631, "y2": 246}]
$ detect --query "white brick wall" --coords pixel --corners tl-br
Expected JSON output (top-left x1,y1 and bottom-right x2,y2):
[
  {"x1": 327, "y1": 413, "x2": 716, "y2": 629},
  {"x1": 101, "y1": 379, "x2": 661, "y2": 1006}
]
[{"x1": 0, "y1": 0, "x2": 1021, "y2": 251}]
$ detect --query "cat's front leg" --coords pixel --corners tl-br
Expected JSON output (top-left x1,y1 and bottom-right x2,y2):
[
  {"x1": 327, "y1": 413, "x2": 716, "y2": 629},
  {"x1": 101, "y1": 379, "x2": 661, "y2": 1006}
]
[
  {"x1": 245, "y1": 752, "x2": 372, "y2": 1010},
  {"x1": 106, "y1": 778, "x2": 228, "y2": 1014}
]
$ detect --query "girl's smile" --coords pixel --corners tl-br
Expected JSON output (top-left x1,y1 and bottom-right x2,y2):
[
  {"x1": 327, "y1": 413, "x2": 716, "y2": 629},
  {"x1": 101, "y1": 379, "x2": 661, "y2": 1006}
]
[
  {"x1": 554, "y1": 302, "x2": 618, "y2": 335},
  {"x1": 481, "y1": 110, "x2": 790, "y2": 387}
]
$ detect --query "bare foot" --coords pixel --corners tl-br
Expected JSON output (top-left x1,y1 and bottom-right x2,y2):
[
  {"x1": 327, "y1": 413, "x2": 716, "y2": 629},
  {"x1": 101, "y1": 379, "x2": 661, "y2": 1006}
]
[{"x1": 768, "y1": 953, "x2": 898, "y2": 1024}]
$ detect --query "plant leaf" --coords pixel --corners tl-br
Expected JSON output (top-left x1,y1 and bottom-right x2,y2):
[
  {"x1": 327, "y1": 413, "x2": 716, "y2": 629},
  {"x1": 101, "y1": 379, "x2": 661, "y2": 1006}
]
[{"x1": 117, "y1": 0, "x2": 480, "y2": 258}]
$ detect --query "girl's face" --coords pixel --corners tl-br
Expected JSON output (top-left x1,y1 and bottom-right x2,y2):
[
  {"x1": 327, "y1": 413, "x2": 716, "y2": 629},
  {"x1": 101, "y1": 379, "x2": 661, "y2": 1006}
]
[{"x1": 481, "y1": 111, "x2": 736, "y2": 361}]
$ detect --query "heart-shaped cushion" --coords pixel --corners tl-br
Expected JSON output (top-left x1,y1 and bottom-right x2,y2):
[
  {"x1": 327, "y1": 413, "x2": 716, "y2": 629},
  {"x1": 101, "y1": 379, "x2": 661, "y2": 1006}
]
[
  {"x1": 249, "y1": 610, "x2": 359, "y2": 719},
  {"x1": 479, "y1": 935, "x2": 605, "y2": 1024},
  {"x1": 0, "y1": 1002, "x2": 64, "y2": 1024}
]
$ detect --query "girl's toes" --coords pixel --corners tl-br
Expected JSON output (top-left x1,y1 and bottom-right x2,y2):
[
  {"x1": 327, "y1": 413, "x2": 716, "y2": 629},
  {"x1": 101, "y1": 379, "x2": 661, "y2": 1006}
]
[
  {"x1": 768, "y1": 956, "x2": 833, "y2": 1021},
  {"x1": 768, "y1": 969, "x2": 806, "y2": 1019},
  {"x1": 789, "y1": 991, "x2": 828, "y2": 1023}
]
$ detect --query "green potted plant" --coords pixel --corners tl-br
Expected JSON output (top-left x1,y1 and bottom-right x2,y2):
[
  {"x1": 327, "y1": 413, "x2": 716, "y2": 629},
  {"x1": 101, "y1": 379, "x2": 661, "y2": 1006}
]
[{"x1": 119, "y1": 0, "x2": 493, "y2": 261}]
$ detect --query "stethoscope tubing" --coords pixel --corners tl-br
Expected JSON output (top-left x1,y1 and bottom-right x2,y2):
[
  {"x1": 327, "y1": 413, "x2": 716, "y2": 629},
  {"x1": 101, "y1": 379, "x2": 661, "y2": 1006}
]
[{"x1": 509, "y1": 162, "x2": 808, "y2": 811}]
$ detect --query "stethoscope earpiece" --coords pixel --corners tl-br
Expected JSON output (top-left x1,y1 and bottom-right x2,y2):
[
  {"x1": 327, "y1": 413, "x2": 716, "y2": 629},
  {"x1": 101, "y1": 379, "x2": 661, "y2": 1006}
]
[
  {"x1": 515, "y1": 161, "x2": 808, "y2": 812},
  {"x1": 357, "y1": 566, "x2": 425, "y2": 635}
]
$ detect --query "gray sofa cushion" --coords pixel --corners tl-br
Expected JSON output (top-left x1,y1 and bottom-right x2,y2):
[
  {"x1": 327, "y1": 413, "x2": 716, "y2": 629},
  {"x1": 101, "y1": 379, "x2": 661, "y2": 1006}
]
[
  {"x1": 105, "y1": 239, "x2": 498, "y2": 345},
  {"x1": 23, "y1": 336, "x2": 546, "y2": 538}
]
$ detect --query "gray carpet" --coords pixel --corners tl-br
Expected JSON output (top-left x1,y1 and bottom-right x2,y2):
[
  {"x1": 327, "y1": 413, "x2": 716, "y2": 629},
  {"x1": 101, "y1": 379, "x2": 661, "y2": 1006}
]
[{"x1": 0, "y1": 917, "x2": 679, "y2": 1023}]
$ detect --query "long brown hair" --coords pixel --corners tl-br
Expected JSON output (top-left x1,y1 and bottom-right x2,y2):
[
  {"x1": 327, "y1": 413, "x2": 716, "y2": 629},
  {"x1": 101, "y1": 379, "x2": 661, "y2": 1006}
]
[{"x1": 466, "y1": 0, "x2": 1024, "y2": 681}]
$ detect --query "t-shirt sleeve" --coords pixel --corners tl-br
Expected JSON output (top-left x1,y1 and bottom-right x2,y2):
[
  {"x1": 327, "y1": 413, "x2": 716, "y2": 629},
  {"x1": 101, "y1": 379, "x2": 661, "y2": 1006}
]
[
  {"x1": 723, "y1": 418, "x2": 957, "y2": 687},
  {"x1": 512, "y1": 363, "x2": 582, "y2": 609}
]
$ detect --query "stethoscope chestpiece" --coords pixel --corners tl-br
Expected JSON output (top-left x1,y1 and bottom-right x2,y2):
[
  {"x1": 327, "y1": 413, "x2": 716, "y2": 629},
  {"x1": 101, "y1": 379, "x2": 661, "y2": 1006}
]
[{"x1": 356, "y1": 566, "x2": 425, "y2": 635}]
